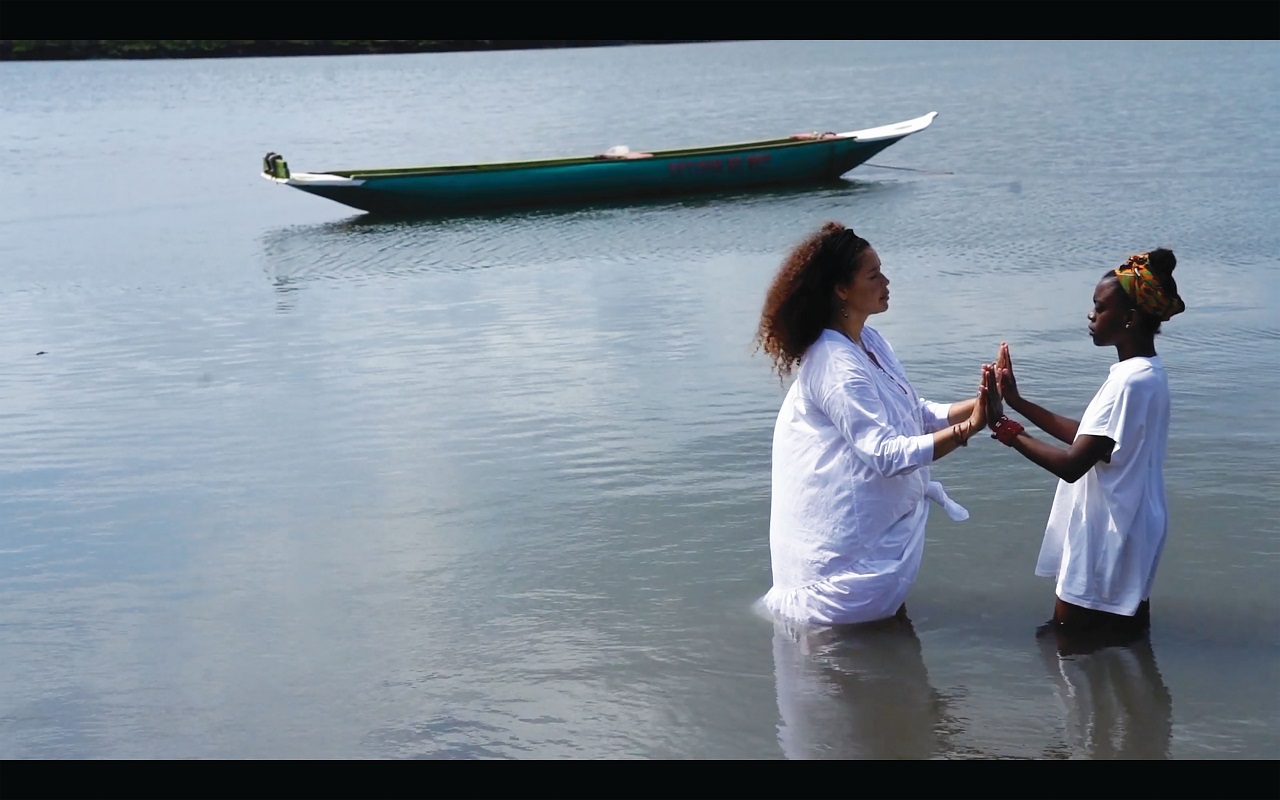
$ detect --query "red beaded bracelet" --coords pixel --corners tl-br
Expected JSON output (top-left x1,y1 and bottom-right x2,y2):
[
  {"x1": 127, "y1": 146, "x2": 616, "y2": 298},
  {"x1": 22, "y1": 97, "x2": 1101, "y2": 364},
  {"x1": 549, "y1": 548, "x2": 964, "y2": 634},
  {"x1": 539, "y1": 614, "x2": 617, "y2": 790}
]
[{"x1": 991, "y1": 416, "x2": 1025, "y2": 446}]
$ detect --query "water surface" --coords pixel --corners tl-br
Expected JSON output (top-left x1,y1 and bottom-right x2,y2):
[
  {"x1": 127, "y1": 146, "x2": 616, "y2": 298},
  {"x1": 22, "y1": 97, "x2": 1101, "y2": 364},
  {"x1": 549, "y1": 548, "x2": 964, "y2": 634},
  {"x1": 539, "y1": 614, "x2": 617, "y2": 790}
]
[{"x1": 1, "y1": 40, "x2": 1276, "y2": 758}]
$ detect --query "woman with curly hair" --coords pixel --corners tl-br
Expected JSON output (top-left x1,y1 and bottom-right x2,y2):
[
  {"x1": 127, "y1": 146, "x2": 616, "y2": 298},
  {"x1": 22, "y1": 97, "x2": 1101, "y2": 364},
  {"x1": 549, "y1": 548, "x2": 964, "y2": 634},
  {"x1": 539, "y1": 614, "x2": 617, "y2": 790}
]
[
  {"x1": 757, "y1": 221, "x2": 988, "y2": 626},
  {"x1": 984, "y1": 249, "x2": 1185, "y2": 641}
]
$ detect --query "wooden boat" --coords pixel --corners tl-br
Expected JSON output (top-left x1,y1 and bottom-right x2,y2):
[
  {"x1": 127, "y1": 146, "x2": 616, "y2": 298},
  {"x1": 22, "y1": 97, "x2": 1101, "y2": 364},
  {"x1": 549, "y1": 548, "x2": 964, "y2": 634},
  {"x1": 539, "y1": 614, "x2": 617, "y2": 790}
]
[{"x1": 261, "y1": 111, "x2": 936, "y2": 215}]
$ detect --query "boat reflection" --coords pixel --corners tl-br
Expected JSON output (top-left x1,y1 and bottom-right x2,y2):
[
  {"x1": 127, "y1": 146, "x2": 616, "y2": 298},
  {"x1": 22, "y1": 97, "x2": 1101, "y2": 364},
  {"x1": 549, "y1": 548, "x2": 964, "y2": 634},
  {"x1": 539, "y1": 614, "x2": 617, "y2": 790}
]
[{"x1": 256, "y1": 178, "x2": 896, "y2": 298}]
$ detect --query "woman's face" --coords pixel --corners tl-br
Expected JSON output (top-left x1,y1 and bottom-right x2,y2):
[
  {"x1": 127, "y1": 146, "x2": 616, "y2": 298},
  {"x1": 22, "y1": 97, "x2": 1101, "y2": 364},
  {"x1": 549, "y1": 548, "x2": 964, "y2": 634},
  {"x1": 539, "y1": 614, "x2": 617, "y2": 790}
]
[
  {"x1": 838, "y1": 246, "x2": 891, "y2": 318},
  {"x1": 1088, "y1": 277, "x2": 1133, "y2": 347}
]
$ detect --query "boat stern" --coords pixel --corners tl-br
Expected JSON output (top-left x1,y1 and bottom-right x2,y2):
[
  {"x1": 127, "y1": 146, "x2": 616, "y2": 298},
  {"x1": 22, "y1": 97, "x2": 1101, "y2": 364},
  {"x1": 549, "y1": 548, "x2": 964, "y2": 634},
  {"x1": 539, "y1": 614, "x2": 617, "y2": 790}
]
[
  {"x1": 261, "y1": 152, "x2": 376, "y2": 210},
  {"x1": 262, "y1": 152, "x2": 291, "y2": 182}
]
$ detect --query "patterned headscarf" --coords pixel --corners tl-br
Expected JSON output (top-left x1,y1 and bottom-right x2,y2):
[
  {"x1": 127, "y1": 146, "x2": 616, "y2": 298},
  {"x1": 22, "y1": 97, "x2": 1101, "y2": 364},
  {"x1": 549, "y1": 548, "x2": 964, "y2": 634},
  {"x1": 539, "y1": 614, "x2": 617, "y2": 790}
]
[{"x1": 1114, "y1": 252, "x2": 1185, "y2": 322}]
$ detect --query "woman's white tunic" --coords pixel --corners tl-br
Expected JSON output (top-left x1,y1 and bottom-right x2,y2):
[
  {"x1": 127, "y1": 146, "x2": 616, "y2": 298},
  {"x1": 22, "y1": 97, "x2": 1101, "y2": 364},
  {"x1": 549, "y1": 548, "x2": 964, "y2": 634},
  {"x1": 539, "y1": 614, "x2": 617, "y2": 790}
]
[{"x1": 763, "y1": 328, "x2": 967, "y2": 625}]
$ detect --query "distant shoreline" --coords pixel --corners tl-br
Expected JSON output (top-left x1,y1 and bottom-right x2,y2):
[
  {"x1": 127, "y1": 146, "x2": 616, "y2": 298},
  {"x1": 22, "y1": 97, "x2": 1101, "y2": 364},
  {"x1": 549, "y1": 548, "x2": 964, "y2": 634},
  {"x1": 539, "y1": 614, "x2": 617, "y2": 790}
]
[{"x1": 0, "y1": 40, "x2": 733, "y2": 62}]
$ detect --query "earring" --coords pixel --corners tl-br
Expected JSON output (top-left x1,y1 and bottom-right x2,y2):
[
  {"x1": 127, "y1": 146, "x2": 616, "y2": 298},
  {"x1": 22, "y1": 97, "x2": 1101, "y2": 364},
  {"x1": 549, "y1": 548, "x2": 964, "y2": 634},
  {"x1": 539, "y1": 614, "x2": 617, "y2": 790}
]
[{"x1": 841, "y1": 307, "x2": 848, "y2": 319}]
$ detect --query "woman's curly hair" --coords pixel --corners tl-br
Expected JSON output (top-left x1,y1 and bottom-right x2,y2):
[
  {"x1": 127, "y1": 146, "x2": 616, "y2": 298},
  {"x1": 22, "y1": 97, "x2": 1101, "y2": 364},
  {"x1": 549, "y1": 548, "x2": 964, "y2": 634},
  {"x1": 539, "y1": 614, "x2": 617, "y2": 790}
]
[{"x1": 756, "y1": 221, "x2": 872, "y2": 378}]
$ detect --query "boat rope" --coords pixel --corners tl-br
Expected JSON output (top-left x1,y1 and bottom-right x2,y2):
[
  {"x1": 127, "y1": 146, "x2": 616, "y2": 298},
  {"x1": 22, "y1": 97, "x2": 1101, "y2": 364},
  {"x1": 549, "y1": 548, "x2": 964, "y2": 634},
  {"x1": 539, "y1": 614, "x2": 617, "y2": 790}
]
[{"x1": 863, "y1": 163, "x2": 954, "y2": 175}]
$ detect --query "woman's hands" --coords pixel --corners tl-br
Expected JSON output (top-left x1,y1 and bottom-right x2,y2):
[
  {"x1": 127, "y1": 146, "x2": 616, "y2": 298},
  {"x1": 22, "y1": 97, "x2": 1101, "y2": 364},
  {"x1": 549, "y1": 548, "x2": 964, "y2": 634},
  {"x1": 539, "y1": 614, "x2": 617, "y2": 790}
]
[
  {"x1": 984, "y1": 362, "x2": 1004, "y2": 428},
  {"x1": 933, "y1": 364, "x2": 993, "y2": 458},
  {"x1": 970, "y1": 364, "x2": 991, "y2": 434}
]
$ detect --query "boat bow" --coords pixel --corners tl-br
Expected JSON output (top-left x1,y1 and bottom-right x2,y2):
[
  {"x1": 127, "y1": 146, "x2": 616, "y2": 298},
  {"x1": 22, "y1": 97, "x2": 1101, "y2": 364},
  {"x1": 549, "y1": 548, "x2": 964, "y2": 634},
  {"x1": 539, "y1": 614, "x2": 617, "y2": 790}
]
[{"x1": 838, "y1": 111, "x2": 937, "y2": 142}]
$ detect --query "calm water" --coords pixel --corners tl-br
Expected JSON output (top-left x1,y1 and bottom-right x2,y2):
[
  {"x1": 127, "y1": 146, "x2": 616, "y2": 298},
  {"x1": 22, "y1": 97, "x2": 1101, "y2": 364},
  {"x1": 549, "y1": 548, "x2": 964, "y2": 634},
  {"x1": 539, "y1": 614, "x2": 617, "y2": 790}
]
[{"x1": 1, "y1": 41, "x2": 1277, "y2": 759}]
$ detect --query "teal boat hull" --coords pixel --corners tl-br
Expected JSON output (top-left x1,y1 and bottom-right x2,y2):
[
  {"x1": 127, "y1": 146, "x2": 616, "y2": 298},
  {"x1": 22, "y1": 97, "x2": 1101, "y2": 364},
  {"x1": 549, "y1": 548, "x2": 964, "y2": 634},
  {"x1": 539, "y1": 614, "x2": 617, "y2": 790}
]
[{"x1": 263, "y1": 112, "x2": 936, "y2": 216}]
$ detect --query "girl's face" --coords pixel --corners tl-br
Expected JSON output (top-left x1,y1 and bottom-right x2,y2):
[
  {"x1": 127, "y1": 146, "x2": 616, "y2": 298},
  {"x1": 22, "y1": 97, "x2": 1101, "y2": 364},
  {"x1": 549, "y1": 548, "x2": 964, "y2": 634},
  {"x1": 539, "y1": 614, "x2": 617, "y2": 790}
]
[{"x1": 1088, "y1": 277, "x2": 1134, "y2": 347}]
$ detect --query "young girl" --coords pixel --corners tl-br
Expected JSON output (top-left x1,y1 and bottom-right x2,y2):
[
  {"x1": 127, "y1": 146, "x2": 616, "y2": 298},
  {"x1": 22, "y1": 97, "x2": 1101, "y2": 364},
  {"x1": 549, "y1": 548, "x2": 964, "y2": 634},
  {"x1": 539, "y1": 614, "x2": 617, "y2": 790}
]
[{"x1": 985, "y1": 249, "x2": 1185, "y2": 639}]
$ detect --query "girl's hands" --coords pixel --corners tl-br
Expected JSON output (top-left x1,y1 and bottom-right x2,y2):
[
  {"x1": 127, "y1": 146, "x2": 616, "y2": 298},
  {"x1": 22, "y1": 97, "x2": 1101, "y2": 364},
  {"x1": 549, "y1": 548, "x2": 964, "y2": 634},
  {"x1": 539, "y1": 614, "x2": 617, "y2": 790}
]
[{"x1": 996, "y1": 342, "x2": 1021, "y2": 405}]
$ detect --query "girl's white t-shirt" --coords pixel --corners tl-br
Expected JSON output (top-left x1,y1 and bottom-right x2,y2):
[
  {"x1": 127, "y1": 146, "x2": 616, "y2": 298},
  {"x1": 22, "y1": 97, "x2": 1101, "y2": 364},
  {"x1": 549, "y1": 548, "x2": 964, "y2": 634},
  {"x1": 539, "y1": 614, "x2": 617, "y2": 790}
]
[{"x1": 1036, "y1": 356, "x2": 1172, "y2": 615}]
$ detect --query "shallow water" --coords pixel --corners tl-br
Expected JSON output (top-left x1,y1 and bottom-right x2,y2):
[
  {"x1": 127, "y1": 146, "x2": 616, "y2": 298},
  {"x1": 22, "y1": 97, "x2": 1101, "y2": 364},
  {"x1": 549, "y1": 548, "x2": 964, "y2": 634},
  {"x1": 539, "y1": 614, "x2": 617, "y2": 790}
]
[{"x1": 1, "y1": 40, "x2": 1276, "y2": 758}]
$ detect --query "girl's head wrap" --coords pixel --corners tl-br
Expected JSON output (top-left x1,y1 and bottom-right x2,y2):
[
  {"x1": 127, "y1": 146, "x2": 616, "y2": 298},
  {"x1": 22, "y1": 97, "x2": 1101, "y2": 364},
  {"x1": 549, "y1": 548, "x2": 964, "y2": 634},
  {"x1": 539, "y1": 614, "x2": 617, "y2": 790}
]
[{"x1": 1114, "y1": 252, "x2": 1185, "y2": 322}]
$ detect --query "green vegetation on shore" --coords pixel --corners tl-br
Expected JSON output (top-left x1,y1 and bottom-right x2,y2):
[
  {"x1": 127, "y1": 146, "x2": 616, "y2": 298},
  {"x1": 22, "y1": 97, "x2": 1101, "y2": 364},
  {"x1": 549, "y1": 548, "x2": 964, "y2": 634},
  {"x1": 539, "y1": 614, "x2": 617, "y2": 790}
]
[{"x1": 0, "y1": 40, "x2": 724, "y2": 62}]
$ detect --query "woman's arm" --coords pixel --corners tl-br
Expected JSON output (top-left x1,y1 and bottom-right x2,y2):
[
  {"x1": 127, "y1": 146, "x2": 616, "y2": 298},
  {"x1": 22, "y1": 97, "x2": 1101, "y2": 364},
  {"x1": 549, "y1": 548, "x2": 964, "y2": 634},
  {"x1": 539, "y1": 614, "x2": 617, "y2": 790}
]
[
  {"x1": 945, "y1": 397, "x2": 977, "y2": 425},
  {"x1": 930, "y1": 416, "x2": 979, "y2": 461},
  {"x1": 930, "y1": 368, "x2": 989, "y2": 461},
  {"x1": 821, "y1": 359, "x2": 987, "y2": 475}
]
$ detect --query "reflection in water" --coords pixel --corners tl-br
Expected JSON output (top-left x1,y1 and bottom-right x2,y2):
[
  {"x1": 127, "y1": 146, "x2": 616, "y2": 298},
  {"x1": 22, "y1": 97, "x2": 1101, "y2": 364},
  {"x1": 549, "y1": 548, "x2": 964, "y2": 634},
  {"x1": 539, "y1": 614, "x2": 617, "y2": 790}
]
[
  {"x1": 255, "y1": 178, "x2": 892, "y2": 290},
  {"x1": 1038, "y1": 631, "x2": 1173, "y2": 759},
  {"x1": 772, "y1": 615, "x2": 941, "y2": 759},
  {"x1": 313, "y1": 176, "x2": 888, "y2": 226},
  {"x1": 271, "y1": 276, "x2": 301, "y2": 314}
]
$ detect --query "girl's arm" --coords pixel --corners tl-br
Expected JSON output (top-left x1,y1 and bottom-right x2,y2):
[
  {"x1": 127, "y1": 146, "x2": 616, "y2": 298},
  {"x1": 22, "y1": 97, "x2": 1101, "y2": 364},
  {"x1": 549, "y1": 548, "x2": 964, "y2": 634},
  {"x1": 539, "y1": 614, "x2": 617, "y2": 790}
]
[
  {"x1": 1006, "y1": 395, "x2": 1082, "y2": 446},
  {"x1": 1003, "y1": 430, "x2": 1115, "y2": 483},
  {"x1": 985, "y1": 367, "x2": 1112, "y2": 481},
  {"x1": 996, "y1": 342, "x2": 1081, "y2": 446}
]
